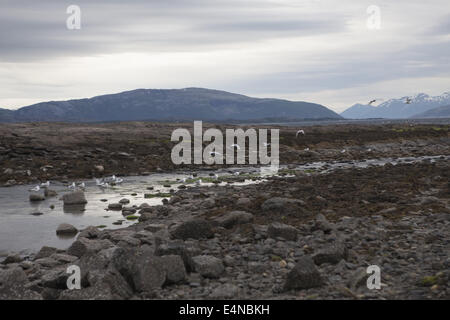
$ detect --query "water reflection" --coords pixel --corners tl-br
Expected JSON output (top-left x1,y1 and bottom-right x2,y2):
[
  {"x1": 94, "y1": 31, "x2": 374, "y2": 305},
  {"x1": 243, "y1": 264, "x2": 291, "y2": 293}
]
[{"x1": 63, "y1": 204, "x2": 86, "y2": 215}]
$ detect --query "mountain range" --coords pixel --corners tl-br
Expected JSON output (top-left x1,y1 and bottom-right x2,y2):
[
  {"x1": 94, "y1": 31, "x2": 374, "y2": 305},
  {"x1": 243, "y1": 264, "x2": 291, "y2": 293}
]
[
  {"x1": 0, "y1": 88, "x2": 341, "y2": 123},
  {"x1": 341, "y1": 92, "x2": 450, "y2": 119},
  {"x1": 411, "y1": 104, "x2": 450, "y2": 118}
]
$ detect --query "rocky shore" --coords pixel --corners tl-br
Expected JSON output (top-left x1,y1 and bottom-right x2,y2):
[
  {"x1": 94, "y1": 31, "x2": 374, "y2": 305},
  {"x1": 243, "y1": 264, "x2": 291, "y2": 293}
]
[
  {"x1": 1, "y1": 122, "x2": 449, "y2": 186},
  {"x1": 1, "y1": 158, "x2": 449, "y2": 300}
]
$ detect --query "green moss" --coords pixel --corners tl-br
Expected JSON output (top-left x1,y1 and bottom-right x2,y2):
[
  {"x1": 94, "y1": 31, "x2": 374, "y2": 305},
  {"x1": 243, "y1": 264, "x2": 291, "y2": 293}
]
[
  {"x1": 144, "y1": 193, "x2": 171, "y2": 198},
  {"x1": 278, "y1": 169, "x2": 297, "y2": 175},
  {"x1": 421, "y1": 275, "x2": 438, "y2": 287},
  {"x1": 271, "y1": 255, "x2": 282, "y2": 262},
  {"x1": 96, "y1": 225, "x2": 107, "y2": 228},
  {"x1": 125, "y1": 215, "x2": 139, "y2": 221}
]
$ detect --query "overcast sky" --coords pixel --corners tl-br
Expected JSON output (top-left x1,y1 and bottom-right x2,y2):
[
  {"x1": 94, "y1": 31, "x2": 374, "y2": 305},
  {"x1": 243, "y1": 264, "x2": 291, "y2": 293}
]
[{"x1": 1, "y1": 0, "x2": 449, "y2": 112}]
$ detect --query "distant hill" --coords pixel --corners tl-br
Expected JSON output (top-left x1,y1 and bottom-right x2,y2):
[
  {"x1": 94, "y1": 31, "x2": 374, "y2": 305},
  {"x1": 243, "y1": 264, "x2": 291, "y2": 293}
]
[
  {"x1": 340, "y1": 103, "x2": 378, "y2": 119},
  {"x1": 0, "y1": 88, "x2": 341, "y2": 123},
  {"x1": 0, "y1": 108, "x2": 14, "y2": 122},
  {"x1": 410, "y1": 104, "x2": 450, "y2": 118},
  {"x1": 341, "y1": 92, "x2": 450, "y2": 119}
]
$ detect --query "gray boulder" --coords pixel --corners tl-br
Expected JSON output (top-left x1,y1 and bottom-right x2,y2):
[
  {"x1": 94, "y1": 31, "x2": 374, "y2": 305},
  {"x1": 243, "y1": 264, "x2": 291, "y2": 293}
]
[
  {"x1": 210, "y1": 284, "x2": 240, "y2": 299},
  {"x1": 44, "y1": 188, "x2": 58, "y2": 197},
  {"x1": 160, "y1": 255, "x2": 187, "y2": 284},
  {"x1": 214, "y1": 211, "x2": 254, "y2": 229},
  {"x1": 111, "y1": 246, "x2": 167, "y2": 292},
  {"x1": 268, "y1": 222, "x2": 298, "y2": 241},
  {"x1": 34, "y1": 246, "x2": 58, "y2": 260},
  {"x1": 119, "y1": 198, "x2": 130, "y2": 204},
  {"x1": 261, "y1": 197, "x2": 305, "y2": 214},
  {"x1": 312, "y1": 213, "x2": 335, "y2": 233},
  {"x1": 192, "y1": 255, "x2": 224, "y2": 278},
  {"x1": 2, "y1": 254, "x2": 23, "y2": 265},
  {"x1": 171, "y1": 219, "x2": 214, "y2": 240},
  {"x1": 29, "y1": 193, "x2": 45, "y2": 202},
  {"x1": 41, "y1": 267, "x2": 69, "y2": 289},
  {"x1": 0, "y1": 267, "x2": 42, "y2": 299},
  {"x1": 154, "y1": 240, "x2": 197, "y2": 272},
  {"x1": 108, "y1": 203, "x2": 122, "y2": 210},
  {"x1": 67, "y1": 237, "x2": 114, "y2": 258},
  {"x1": 62, "y1": 191, "x2": 87, "y2": 205},
  {"x1": 78, "y1": 226, "x2": 102, "y2": 239},
  {"x1": 56, "y1": 223, "x2": 78, "y2": 236},
  {"x1": 313, "y1": 242, "x2": 348, "y2": 265},
  {"x1": 284, "y1": 256, "x2": 323, "y2": 290}
]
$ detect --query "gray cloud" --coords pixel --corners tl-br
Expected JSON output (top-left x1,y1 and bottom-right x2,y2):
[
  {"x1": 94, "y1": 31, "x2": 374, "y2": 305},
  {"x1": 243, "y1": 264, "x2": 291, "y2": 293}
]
[
  {"x1": 0, "y1": 0, "x2": 347, "y2": 61},
  {"x1": 0, "y1": 0, "x2": 449, "y2": 110}
]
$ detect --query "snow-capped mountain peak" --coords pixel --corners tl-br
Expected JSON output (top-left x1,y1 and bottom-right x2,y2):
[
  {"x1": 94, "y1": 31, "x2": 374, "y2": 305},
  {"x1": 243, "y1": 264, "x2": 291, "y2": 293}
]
[{"x1": 341, "y1": 91, "x2": 450, "y2": 119}]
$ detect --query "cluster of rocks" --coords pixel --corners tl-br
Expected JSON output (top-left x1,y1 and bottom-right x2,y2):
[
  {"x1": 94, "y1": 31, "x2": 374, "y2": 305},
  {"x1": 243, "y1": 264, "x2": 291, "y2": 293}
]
[{"x1": 1, "y1": 158, "x2": 449, "y2": 300}]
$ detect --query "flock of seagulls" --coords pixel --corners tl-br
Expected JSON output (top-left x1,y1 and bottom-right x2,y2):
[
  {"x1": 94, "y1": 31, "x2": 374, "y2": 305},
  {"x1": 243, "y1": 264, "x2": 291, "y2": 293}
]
[
  {"x1": 29, "y1": 181, "x2": 51, "y2": 192},
  {"x1": 96, "y1": 175, "x2": 123, "y2": 188},
  {"x1": 28, "y1": 175, "x2": 125, "y2": 193}
]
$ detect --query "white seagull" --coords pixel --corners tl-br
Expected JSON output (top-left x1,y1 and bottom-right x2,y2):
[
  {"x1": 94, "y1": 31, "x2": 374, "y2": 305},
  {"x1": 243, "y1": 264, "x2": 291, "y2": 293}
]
[
  {"x1": 99, "y1": 182, "x2": 110, "y2": 188},
  {"x1": 68, "y1": 182, "x2": 76, "y2": 189},
  {"x1": 29, "y1": 185, "x2": 40, "y2": 192},
  {"x1": 296, "y1": 130, "x2": 305, "y2": 138},
  {"x1": 40, "y1": 181, "x2": 50, "y2": 187},
  {"x1": 209, "y1": 151, "x2": 221, "y2": 156},
  {"x1": 230, "y1": 144, "x2": 241, "y2": 150},
  {"x1": 234, "y1": 172, "x2": 240, "y2": 176}
]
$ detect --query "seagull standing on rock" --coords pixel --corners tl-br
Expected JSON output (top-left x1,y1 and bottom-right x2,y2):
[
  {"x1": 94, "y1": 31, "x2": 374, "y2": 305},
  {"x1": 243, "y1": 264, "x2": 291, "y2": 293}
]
[
  {"x1": 296, "y1": 130, "x2": 305, "y2": 138},
  {"x1": 40, "y1": 181, "x2": 50, "y2": 187}
]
